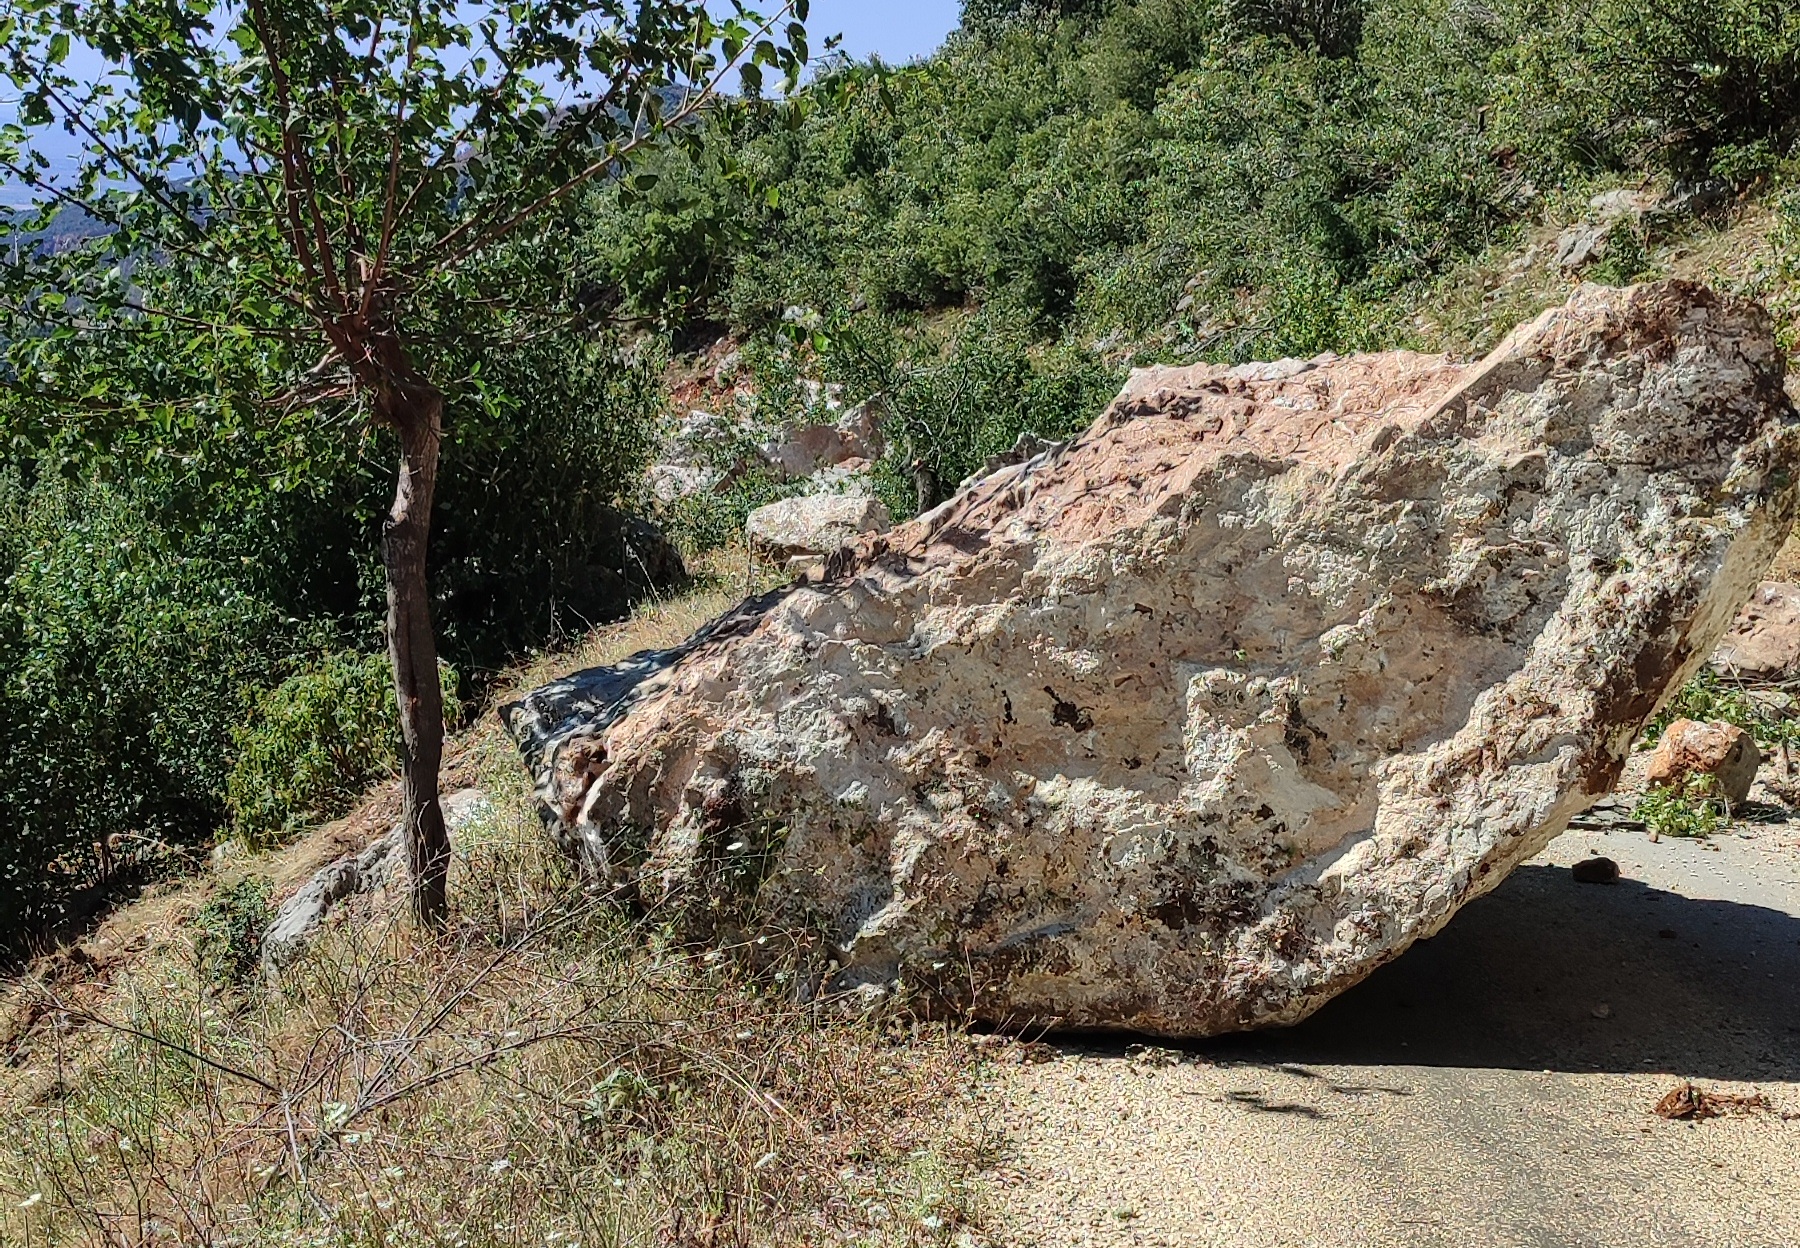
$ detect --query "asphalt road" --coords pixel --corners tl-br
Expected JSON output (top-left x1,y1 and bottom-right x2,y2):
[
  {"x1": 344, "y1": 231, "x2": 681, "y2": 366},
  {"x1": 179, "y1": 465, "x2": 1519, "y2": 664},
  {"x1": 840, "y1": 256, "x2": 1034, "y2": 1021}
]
[{"x1": 993, "y1": 820, "x2": 1800, "y2": 1248}]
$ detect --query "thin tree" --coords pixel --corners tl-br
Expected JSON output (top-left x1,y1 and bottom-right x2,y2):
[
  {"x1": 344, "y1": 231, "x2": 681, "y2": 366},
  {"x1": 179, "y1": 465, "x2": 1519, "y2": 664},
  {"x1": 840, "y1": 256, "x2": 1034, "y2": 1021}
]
[{"x1": 0, "y1": 0, "x2": 809, "y2": 924}]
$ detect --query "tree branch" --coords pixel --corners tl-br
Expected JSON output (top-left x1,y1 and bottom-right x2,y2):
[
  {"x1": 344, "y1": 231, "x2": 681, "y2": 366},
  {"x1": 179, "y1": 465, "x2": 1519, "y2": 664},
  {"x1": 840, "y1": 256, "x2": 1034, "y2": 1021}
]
[
  {"x1": 36, "y1": 78, "x2": 206, "y2": 245},
  {"x1": 0, "y1": 290, "x2": 313, "y2": 340},
  {"x1": 31, "y1": 993, "x2": 281, "y2": 1094},
  {"x1": 0, "y1": 154, "x2": 315, "y2": 320},
  {"x1": 427, "y1": 3, "x2": 794, "y2": 271},
  {"x1": 363, "y1": 22, "x2": 420, "y2": 323},
  {"x1": 376, "y1": 24, "x2": 548, "y2": 262},
  {"x1": 244, "y1": 0, "x2": 347, "y2": 314}
]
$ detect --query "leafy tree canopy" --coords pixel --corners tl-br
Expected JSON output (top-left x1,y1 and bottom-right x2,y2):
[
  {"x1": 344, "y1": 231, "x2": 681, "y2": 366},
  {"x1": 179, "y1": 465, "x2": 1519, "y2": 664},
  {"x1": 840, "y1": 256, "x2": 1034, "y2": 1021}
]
[{"x1": 0, "y1": 0, "x2": 812, "y2": 926}]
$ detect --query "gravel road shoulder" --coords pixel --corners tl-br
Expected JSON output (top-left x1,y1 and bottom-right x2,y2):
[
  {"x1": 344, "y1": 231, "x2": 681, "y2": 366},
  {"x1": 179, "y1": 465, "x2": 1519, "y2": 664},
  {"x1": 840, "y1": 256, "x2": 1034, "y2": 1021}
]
[{"x1": 991, "y1": 813, "x2": 1800, "y2": 1247}]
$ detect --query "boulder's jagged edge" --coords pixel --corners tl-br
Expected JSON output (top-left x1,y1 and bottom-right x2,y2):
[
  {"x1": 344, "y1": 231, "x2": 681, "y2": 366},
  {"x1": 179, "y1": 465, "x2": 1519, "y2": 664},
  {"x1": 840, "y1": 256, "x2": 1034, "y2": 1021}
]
[
  {"x1": 500, "y1": 585, "x2": 796, "y2": 851},
  {"x1": 508, "y1": 282, "x2": 1800, "y2": 1036}
]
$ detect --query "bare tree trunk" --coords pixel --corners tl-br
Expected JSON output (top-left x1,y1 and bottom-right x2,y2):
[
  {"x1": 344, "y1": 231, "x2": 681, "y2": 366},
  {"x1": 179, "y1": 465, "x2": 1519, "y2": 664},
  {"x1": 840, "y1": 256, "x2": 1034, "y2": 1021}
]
[{"x1": 377, "y1": 370, "x2": 450, "y2": 927}]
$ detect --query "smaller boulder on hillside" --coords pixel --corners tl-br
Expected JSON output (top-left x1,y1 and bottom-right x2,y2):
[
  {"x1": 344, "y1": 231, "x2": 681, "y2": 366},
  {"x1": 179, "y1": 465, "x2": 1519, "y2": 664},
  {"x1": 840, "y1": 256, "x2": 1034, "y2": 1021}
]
[
  {"x1": 1555, "y1": 191, "x2": 1645, "y2": 270},
  {"x1": 760, "y1": 399, "x2": 887, "y2": 481},
  {"x1": 1710, "y1": 582, "x2": 1800, "y2": 680},
  {"x1": 262, "y1": 788, "x2": 493, "y2": 974},
  {"x1": 646, "y1": 409, "x2": 752, "y2": 503},
  {"x1": 1645, "y1": 719, "x2": 1760, "y2": 808},
  {"x1": 1554, "y1": 182, "x2": 1731, "y2": 272},
  {"x1": 746, "y1": 493, "x2": 890, "y2": 560},
  {"x1": 761, "y1": 425, "x2": 872, "y2": 480}
]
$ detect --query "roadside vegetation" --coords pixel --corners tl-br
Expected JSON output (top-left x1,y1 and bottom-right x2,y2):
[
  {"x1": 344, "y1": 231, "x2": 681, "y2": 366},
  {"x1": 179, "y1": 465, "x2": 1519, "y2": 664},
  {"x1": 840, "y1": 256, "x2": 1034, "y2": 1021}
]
[{"x1": 0, "y1": 574, "x2": 992, "y2": 1247}]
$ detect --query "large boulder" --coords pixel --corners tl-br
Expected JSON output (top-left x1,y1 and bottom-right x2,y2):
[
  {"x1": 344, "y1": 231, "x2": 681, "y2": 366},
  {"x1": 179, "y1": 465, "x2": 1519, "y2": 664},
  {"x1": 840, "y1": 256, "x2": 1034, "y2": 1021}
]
[{"x1": 505, "y1": 283, "x2": 1798, "y2": 1037}]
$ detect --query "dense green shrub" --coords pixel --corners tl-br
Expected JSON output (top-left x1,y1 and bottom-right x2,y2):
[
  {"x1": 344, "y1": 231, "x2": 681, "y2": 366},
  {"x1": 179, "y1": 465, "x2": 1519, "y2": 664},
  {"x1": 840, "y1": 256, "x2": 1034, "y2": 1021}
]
[
  {"x1": 0, "y1": 471, "x2": 296, "y2": 942},
  {"x1": 1488, "y1": 0, "x2": 1800, "y2": 181},
  {"x1": 192, "y1": 876, "x2": 274, "y2": 989},
  {"x1": 961, "y1": 0, "x2": 1109, "y2": 36},
  {"x1": 823, "y1": 312, "x2": 1123, "y2": 515},
  {"x1": 1647, "y1": 671, "x2": 1800, "y2": 752},
  {"x1": 226, "y1": 651, "x2": 460, "y2": 846},
  {"x1": 1232, "y1": 0, "x2": 1366, "y2": 58},
  {"x1": 430, "y1": 334, "x2": 669, "y2": 660},
  {"x1": 1635, "y1": 780, "x2": 1728, "y2": 839},
  {"x1": 1588, "y1": 0, "x2": 1800, "y2": 179},
  {"x1": 593, "y1": 0, "x2": 1800, "y2": 375}
]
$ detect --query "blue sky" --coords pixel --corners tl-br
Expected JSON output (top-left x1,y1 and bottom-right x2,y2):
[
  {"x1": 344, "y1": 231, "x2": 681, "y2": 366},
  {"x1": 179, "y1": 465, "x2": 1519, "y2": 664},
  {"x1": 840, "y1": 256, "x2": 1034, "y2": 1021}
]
[{"x1": 809, "y1": 1, "x2": 962, "y2": 63}]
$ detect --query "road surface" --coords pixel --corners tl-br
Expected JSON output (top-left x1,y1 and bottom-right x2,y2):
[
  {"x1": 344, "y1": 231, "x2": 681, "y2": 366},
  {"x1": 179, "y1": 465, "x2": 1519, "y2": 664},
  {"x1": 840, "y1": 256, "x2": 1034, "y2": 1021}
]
[{"x1": 992, "y1": 819, "x2": 1800, "y2": 1247}]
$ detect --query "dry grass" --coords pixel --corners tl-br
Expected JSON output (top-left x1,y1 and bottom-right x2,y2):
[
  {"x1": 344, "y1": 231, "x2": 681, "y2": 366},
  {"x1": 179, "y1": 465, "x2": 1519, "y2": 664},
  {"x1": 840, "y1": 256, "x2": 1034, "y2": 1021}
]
[
  {"x1": 0, "y1": 558, "x2": 996, "y2": 1248},
  {"x1": 500, "y1": 545, "x2": 777, "y2": 701},
  {"x1": 1414, "y1": 182, "x2": 1800, "y2": 361}
]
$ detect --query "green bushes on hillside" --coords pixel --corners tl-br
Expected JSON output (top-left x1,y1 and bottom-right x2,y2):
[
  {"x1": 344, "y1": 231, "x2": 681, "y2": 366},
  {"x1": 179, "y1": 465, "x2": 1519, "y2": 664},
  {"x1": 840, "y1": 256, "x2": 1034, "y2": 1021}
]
[
  {"x1": 191, "y1": 876, "x2": 274, "y2": 989},
  {"x1": 1505, "y1": 0, "x2": 1800, "y2": 181},
  {"x1": 0, "y1": 472, "x2": 296, "y2": 935},
  {"x1": 226, "y1": 652, "x2": 460, "y2": 847},
  {"x1": 822, "y1": 312, "x2": 1123, "y2": 510},
  {"x1": 0, "y1": 232, "x2": 668, "y2": 945},
  {"x1": 593, "y1": 0, "x2": 1800, "y2": 387}
]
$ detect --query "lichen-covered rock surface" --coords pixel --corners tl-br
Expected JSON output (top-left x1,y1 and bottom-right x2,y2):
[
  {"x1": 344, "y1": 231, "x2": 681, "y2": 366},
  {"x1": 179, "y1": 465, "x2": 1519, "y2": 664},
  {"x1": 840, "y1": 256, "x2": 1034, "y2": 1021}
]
[
  {"x1": 506, "y1": 282, "x2": 1799, "y2": 1036},
  {"x1": 746, "y1": 492, "x2": 891, "y2": 560}
]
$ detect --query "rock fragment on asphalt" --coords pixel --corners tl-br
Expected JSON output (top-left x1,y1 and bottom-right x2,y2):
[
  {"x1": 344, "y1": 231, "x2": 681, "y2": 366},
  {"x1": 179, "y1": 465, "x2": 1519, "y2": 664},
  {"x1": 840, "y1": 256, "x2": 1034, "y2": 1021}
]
[{"x1": 1572, "y1": 857, "x2": 1622, "y2": 885}]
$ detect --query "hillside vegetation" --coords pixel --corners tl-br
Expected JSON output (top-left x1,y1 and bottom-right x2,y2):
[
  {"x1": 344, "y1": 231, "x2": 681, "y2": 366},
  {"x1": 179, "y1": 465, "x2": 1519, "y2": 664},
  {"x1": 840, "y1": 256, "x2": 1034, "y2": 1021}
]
[{"x1": 592, "y1": 0, "x2": 1800, "y2": 512}]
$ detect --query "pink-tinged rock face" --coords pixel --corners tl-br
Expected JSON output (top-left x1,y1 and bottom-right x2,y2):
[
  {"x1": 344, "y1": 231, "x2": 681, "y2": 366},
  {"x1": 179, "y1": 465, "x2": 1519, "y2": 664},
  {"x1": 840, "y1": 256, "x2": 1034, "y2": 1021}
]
[
  {"x1": 506, "y1": 281, "x2": 1800, "y2": 1036},
  {"x1": 1645, "y1": 719, "x2": 1761, "y2": 808},
  {"x1": 1711, "y1": 581, "x2": 1800, "y2": 680}
]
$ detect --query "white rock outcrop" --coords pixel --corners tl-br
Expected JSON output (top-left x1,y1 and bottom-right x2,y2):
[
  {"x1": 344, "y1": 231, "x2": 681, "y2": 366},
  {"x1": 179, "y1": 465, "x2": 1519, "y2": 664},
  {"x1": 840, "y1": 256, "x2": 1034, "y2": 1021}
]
[
  {"x1": 745, "y1": 493, "x2": 891, "y2": 559},
  {"x1": 760, "y1": 399, "x2": 887, "y2": 481},
  {"x1": 507, "y1": 283, "x2": 1798, "y2": 1036}
]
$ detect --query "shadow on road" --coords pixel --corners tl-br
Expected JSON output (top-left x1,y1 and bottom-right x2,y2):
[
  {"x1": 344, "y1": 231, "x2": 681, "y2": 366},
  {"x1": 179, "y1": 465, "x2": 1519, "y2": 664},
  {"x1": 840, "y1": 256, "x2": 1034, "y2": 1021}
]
[
  {"x1": 1047, "y1": 861, "x2": 1800, "y2": 1081},
  {"x1": 1199, "y1": 863, "x2": 1800, "y2": 1081}
]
